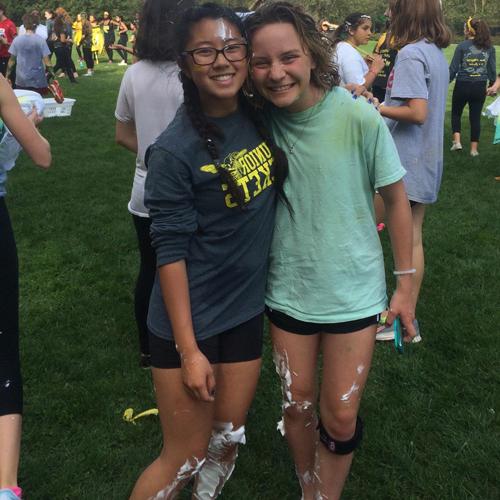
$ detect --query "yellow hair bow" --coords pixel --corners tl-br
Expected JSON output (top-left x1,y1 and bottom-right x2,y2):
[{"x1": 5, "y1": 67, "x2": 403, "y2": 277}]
[{"x1": 466, "y1": 17, "x2": 476, "y2": 36}]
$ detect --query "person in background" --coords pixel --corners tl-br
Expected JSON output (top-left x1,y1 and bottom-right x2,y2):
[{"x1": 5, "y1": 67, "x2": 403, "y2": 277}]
[
  {"x1": 449, "y1": 17, "x2": 497, "y2": 156},
  {"x1": 52, "y1": 14, "x2": 77, "y2": 83},
  {"x1": 371, "y1": 1, "x2": 398, "y2": 102},
  {"x1": 331, "y1": 13, "x2": 385, "y2": 87},
  {"x1": 72, "y1": 13, "x2": 84, "y2": 67},
  {"x1": 101, "y1": 11, "x2": 115, "y2": 63},
  {"x1": 115, "y1": 0, "x2": 191, "y2": 367},
  {"x1": 0, "y1": 74, "x2": 51, "y2": 500},
  {"x1": 80, "y1": 13, "x2": 94, "y2": 76},
  {"x1": 89, "y1": 14, "x2": 103, "y2": 64},
  {"x1": 18, "y1": 11, "x2": 48, "y2": 40},
  {"x1": 53, "y1": 7, "x2": 78, "y2": 80},
  {"x1": 0, "y1": 4, "x2": 16, "y2": 78},
  {"x1": 7, "y1": 14, "x2": 52, "y2": 95},
  {"x1": 379, "y1": 0, "x2": 451, "y2": 340},
  {"x1": 44, "y1": 10, "x2": 56, "y2": 60},
  {"x1": 115, "y1": 15, "x2": 129, "y2": 66}
]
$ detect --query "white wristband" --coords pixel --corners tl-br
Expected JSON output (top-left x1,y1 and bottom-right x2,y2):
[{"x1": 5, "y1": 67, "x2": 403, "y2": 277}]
[{"x1": 393, "y1": 268, "x2": 416, "y2": 276}]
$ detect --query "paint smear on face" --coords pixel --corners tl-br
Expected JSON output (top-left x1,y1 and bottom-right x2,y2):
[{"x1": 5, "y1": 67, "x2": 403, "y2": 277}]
[{"x1": 214, "y1": 18, "x2": 236, "y2": 42}]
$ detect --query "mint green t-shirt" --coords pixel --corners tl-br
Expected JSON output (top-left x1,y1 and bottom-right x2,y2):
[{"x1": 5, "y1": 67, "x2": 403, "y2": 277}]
[{"x1": 266, "y1": 87, "x2": 406, "y2": 323}]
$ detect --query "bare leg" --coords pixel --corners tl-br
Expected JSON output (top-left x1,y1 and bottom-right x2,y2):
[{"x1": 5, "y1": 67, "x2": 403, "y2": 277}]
[
  {"x1": 411, "y1": 203, "x2": 426, "y2": 308},
  {"x1": 271, "y1": 325, "x2": 321, "y2": 500},
  {"x1": 129, "y1": 367, "x2": 214, "y2": 500},
  {"x1": 0, "y1": 414, "x2": 21, "y2": 488},
  {"x1": 452, "y1": 132, "x2": 461, "y2": 144},
  {"x1": 193, "y1": 358, "x2": 261, "y2": 499},
  {"x1": 470, "y1": 141, "x2": 479, "y2": 154},
  {"x1": 315, "y1": 325, "x2": 376, "y2": 499}
]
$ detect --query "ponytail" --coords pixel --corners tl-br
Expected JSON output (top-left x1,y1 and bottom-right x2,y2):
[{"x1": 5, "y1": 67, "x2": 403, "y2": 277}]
[{"x1": 467, "y1": 17, "x2": 492, "y2": 50}]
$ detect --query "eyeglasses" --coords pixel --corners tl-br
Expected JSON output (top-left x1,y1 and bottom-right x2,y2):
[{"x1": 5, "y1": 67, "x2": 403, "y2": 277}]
[{"x1": 182, "y1": 43, "x2": 248, "y2": 66}]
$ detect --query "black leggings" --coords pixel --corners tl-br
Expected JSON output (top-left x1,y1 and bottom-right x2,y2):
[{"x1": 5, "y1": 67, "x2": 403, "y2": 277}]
[
  {"x1": 53, "y1": 46, "x2": 76, "y2": 82},
  {"x1": 104, "y1": 34, "x2": 115, "y2": 62},
  {"x1": 117, "y1": 33, "x2": 128, "y2": 63},
  {"x1": 76, "y1": 43, "x2": 83, "y2": 60},
  {"x1": 82, "y1": 46, "x2": 94, "y2": 70},
  {"x1": 0, "y1": 198, "x2": 22, "y2": 416},
  {"x1": 132, "y1": 215, "x2": 156, "y2": 356},
  {"x1": 451, "y1": 80, "x2": 487, "y2": 142}
]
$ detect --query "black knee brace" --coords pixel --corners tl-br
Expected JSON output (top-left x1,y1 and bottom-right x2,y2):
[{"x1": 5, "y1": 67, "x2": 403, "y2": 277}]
[{"x1": 318, "y1": 416, "x2": 363, "y2": 455}]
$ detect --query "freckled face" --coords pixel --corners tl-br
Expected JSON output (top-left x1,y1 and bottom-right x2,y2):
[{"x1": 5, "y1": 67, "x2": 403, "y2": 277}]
[{"x1": 250, "y1": 22, "x2": 319, "y2": 113}]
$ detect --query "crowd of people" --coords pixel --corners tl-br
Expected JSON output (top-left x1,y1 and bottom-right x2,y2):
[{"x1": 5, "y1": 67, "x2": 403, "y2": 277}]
[
  {"x1": 0, "y1": 0, "x2": 499, "y2": 499},
  {"x1": 0, "y1": 4, "x2": 136, "y2": 90}
]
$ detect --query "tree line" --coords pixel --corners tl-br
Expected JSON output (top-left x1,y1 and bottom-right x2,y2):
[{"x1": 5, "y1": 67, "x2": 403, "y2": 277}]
[{"x1": 3, "y1": 0, "x2": 499, "y2": 34}]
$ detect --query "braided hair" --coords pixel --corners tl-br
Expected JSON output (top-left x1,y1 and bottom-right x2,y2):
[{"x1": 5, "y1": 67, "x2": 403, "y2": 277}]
[{"x1": 176, "y1": 3, "x2": 290, "y2": 211}]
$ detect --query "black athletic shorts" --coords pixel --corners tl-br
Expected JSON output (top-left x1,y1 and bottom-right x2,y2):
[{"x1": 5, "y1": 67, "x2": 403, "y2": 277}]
[
  {"x1": 149, "y1": 313, "x2": 264, "y2": 369},
  {"x1": 266, "y1": 307, "x2": 378, "y2": 335}
]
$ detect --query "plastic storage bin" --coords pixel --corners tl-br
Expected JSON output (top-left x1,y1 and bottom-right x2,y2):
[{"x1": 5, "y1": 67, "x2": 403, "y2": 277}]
[{"x1": 42, "y1": 98, "x2": 76, "y2": 118}]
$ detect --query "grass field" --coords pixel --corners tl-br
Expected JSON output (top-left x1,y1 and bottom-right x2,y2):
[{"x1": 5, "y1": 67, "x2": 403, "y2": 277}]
[{"x1": 5, "y1": 44, "x2": 500, "y2": 499}]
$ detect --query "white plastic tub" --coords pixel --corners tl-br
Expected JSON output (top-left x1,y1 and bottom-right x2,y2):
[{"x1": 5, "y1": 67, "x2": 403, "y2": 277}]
[{"x1": 42, "y1": 98, "x2": 76, "y2": 118}]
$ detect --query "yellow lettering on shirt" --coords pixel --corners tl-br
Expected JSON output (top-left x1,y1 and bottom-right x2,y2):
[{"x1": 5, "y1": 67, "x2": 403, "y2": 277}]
[{"x1": 200, "y1": 141, "x2": 275, "y2": 208}]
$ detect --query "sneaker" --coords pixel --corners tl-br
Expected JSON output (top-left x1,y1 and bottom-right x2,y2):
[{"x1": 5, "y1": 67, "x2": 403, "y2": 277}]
[
  {"x1": 495, "y1": 176, "x2": 500, "y2": 181},
  {"x1": 140, "y1": 353, "x2": 151, "y2": 369},
  {"x1": 48, "y1": 80, "x2": 64, "y2": 103},
  {"x1": 450, "y1": 142, "x2": 462, "y2": 151},
  {"x1": 83, "y1": 71, "x2": 93, "y2": 77},
  {"x1": 118, "y1": 60, "x2": 128, "y2": 66},
  {"x1": 470, "y1": 151, "x2": 479, "y2": 157},
  {"x1": 0, "y1": 488, "x2": 22, "y2": 500}
]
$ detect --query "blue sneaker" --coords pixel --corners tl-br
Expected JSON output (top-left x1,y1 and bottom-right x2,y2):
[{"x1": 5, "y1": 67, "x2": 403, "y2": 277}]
[{"x1": 0, "y1": 489, "x2": 22, "y2": 500}]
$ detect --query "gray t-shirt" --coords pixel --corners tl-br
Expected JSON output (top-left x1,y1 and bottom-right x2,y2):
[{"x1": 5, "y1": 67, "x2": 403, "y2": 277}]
[
  {"x1": 115, "y1": 60, "x2": 183, "y2": 217},
  {"x1": 384, "y1": 39, "x2": 448, "y2": 204},
  {"x1": 9, "y1": 34, "x2": 50, "y2": 89}
]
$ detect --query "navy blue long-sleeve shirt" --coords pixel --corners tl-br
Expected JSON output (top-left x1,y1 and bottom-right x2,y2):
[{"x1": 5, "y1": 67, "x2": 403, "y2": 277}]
[
  {"x1": 144, "y1": 106, "x2": 276, "y2": 341},
  {"x1": 449, "y1": 40, "x2": 497, "y2": 83}
]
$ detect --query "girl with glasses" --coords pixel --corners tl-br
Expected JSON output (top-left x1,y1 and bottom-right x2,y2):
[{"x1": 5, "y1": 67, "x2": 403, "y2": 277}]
[{"x1": 129, "y1": 3, "x2": 289, "y2": 499}]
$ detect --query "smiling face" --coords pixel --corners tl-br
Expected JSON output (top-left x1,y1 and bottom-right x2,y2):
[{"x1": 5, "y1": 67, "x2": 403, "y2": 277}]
[
  {"x1": 348, "y1": 19, "x2": 373, "y2": 46},
  {"x1": 250, "y1": 22, "x2": 322, "y2": 113},
  {"x1": 182, "y1": 18, "x2": 248, "y2": 117}
]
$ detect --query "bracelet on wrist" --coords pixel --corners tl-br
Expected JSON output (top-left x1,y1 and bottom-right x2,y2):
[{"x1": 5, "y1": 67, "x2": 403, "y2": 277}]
[{"x1": 393, "y1": 268, "x2": 416, "y2": 276}]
